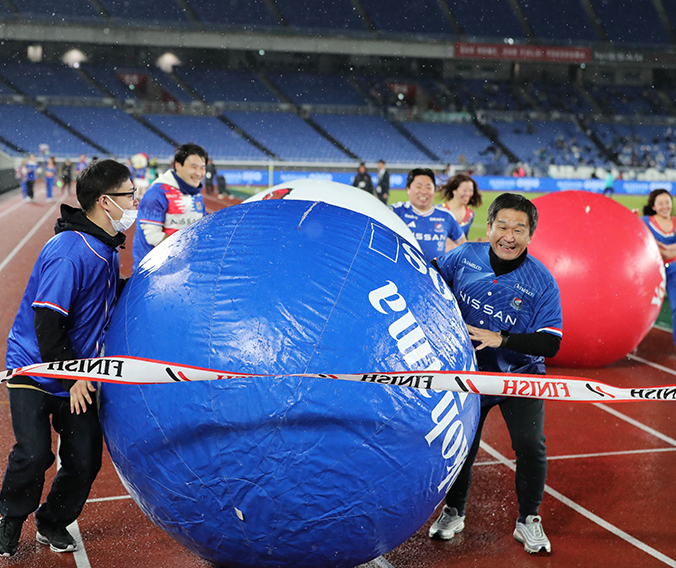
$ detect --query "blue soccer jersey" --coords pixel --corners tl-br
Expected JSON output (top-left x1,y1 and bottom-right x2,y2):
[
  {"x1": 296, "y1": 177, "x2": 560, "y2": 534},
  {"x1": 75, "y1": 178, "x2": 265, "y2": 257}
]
[
  {"x1": 6, "y1": 231, "x2": 120, "y2": 396},
  {"x1": 391, "y1": 202, "x2": 463, "y2": 262},
  {"x1": 436, "y1": 242, "x2": 563, "y2": 375}
]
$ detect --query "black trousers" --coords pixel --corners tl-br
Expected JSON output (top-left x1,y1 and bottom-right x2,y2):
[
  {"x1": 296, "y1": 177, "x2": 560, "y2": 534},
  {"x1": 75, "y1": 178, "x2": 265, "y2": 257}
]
[
  {"x1": 445, "y1": 396, "x2": 547, "y2": 519},
  {"x1": 0, "y1": 387, "x2": 102, "y2": 528},
  {"x1": 25, "y1": 180, "x2": 34, "y2": 199}
]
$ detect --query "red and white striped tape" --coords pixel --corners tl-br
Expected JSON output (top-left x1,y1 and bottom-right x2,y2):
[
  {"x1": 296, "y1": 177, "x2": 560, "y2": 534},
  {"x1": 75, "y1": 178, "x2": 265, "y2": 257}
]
[{"x1": 1, "y1": 356, "x2": 675, "y2": 403}]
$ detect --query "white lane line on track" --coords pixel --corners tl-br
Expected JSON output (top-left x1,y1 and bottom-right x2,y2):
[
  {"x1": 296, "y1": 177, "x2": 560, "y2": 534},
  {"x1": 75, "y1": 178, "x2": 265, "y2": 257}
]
[
  {"x1": 475, "y1": 445, "x2": 676, "y2": 466},
  {"x1": 87, "y1": 494, "x2": 132, "y2": 503},
  {"x1": 479, "y1": 441, "x2": 676, "y2": 567},
  {"x1": 626, "y1": 353, "x2": 676, "y2": 377},
  {"x1": 0, "y1": 198, "x2": 65, "y2": 276},
  {"x1": 0, "y1": 200, "x2": 25, "y2": 221},
  {"x1": 55, "y1": 438, "x2": 92, "y2": 568},
  {"x1": 594, "y1": 402, "x2": 676, "y2": 447}
]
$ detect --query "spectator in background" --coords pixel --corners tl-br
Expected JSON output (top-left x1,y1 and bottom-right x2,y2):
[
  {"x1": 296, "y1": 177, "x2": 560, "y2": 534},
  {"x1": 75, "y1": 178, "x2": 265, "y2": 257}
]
[
  {"x1": 374, "y1": 160, "x2": 390, "y2": 205},
  {"x1": 44, "y1": 157, "x2": 57, "y2": 203},
  {"x1": 642, "y1": 189, "x2": 676, "y2": 347},
  {"x1": 76, "y1": 154, "x2": 87, "y2": 176},
  {"x1": 16, "y1": 159, "x2": 27, "y2": 201},
  {"x1": 132, "y1": 143, "x2": 208, "y2": 272},
  {"x1": 24, "y1": 154, "x2": 38, "y2": 203},
  {"x1": 217, "y1": 172, "x2": 229, "y2": 200},
  {"x1": 204, "y1": 159, "x2": 217, "y2": 196},
  {"x1": 391, "y1": 168, "x2": 466, "y2": 262},
  {"x1": 603, "y1": 171, "x2": 615, "y2": 197},
  {"x1": 352, "y1": 163, "x2": 374, "y2": 195},
  {"x1": 441, "y1": 174, "x2": 483, "y2": 238},
  {"x1": 61, "y1": 160, "x2": 73, "y2": 195}
]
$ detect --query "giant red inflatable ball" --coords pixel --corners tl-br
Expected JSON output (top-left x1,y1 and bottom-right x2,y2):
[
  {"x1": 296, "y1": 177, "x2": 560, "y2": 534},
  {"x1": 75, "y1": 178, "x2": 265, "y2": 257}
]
[{"x1": 529, "y1": 191, "x2": 665, "y2": 368}]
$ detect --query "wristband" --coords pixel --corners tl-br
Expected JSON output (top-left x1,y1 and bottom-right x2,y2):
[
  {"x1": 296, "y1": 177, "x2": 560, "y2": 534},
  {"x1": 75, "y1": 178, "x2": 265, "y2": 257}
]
[{"x1": 500, "y1": 329, "x2": 510, "y2": 348}]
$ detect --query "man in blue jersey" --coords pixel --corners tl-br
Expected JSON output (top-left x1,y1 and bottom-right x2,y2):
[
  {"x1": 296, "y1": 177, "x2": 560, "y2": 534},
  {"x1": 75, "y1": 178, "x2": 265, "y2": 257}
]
[
  {"x1": 428, "y1": 193, "x2": 562, "y2": 555},
  {"x1": 391, "y1": 168, "x2": 466, "y2": 262},
  {"x1": 132, "y1": 143, "x2": 208, "y2": 272},
  {"x1": 0, "y1": 160, "x2": 137, "y2": 557}
]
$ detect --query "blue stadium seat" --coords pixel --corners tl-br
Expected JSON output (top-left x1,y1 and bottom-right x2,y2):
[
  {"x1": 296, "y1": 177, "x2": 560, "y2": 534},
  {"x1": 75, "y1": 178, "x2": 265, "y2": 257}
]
[
  {"x1": 81, "y1": 64, "x2": 138, "y2": 100},
  {"x1": 274, "y1": 0, "x2": 365, "y2": 31},
  {"x1": 174, "y1": 68, "x2": 279, "y2": 103},
  {"x1": 589, "y1": 0, "x2": 669, "y2": 44},
  {"x1": 0, "y1": 104, "x2": 99, "y2": 157},
  {"x1": 493, "y1": 120, "x2": 609, "y2": 168},
  {"x1": 267, "y1": 72, "x2": 367, "y2": 106},
  {"x1": 401, "y1": 121, "x2": 495, "y2": 165},
  {"x1": 98, "y1": 0, "x2": 189, "y2": 24},
  {"x1": 359, "y1": 0, "x2": 453, "y2": 35},
  {"x1": 11, "y1": 0, "x2": 100, "y2": 20},
  {"x1": 520, "y1": 0, "x2": 597, "y2": 42},
  {"x1": 223, "y1": 111, "x2": 351, "y2": 162},
  {"x1": 0, "y1": 62, "x2": 103, "y2": 99},
  {"x1": 594, "y1": 122, "x2": 676, "y2": 169},
  {"x1": 143, "y1": 114, "x2": 269, "y2": 161},
  {"x1": 311, "y1": 114, "x2": 432, "y2": 163},
  {"x1": 448, "y1": 0, "x2": 525, "y2": 39},
  {"x1": 47, "y1": 106, "x2": 175, "y2": 158},
  {"x1": 186, "y1": 0, "x2": 278, "y2": 27}
]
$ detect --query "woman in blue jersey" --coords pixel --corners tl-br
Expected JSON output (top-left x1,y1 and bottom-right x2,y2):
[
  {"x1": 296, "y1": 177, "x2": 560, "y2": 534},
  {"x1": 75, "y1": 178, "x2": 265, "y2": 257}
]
[
  {"x1": 44, "y1": 156, "x2": 57, "y2": 203},
  {"x1": 441, "y1": 174, "x2": 482, "y2": 238},
  {"x1": 642, "y1": 188, "x2": 676, "y2": 345}
]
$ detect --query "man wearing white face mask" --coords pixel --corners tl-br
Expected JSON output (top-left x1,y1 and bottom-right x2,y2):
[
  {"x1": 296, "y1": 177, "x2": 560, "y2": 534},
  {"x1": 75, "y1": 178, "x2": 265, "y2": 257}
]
[{"x1": 0, "y1": 160, "x2": 135, "y2": 558}]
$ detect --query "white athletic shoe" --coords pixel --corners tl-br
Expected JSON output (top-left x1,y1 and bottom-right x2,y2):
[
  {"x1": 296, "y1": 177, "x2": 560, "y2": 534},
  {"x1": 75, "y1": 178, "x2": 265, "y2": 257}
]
[
  {"x1": 513, "y1": 515, "x2": 551, "y2": 554},
  {"x1": 428, "y1": 506, "x2": 465, "y2": 540}
]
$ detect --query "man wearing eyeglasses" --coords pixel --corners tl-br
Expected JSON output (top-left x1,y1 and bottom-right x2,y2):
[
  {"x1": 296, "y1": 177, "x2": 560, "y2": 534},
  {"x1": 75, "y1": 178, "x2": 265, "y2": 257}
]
[
  {"x1": 132, "y1": 143, "x2": 209, "y2": 272},
  {"x1": 0, "y1": 160, "x2": 137, "y2": 557}
]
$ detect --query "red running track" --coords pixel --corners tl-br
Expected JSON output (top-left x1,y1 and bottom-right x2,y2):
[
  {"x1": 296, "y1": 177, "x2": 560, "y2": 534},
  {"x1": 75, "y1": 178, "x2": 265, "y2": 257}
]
[{"x1": 0, "y1": 183, "x2": 675, "y2": 568}]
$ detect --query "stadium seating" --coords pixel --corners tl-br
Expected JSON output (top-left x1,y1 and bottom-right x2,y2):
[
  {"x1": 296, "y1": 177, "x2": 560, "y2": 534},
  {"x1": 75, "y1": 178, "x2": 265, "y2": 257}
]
[
  {"x1": 98, "y1": 0, "x2": 189, "y2": 24},
  {"x1": 0, "y1": 104, "x2": 99, "y2": 156},
  {"x1": 448, "y1": 0, "x2": 525, "y2": 39},
  {"x1": 400, "y1": 121, "x2": 496, "y2": 166},
  {"x1": 11, "y1": 0, "x2": 100, "y2": 20},
  {"x1": 273, "y1": 0, "x2": 365, "y2": 31},
  {"x1": 143, "y1": 114, "x2": 270, "y2": 161},
  {"x1": 0, "y1": 62, "x2": 102, "y2": 99},
  {"x1": 186, "y1": 0, "x2": 278, "y2": 27},
  {"x1": 519, "y1": 0, "x2": 597, "y2": 42},
  {"x1": 46, "y1": 106, "x2": 175, "y2": 158},
  {"x1": 311, "y1": 114, "x2": 433, "y2": 163},
  {"x1": 359, "y1": 0, "x2": 453, "y2": 35},
  {"x1": 174, "y1": 68, "x2": 278, "y2": 104},
  {"x1": 492, "y1": 119, "x2": 610, "y2": 170},
  {"x1": 589, "y1": 0, "x2": 669, "y2": 44},
  {"x1": 223, "y1": 111, "x2": 351, "y2": 162},
  {"x1": 267, "y1": 72, "x2": 367, "y2": 106}
]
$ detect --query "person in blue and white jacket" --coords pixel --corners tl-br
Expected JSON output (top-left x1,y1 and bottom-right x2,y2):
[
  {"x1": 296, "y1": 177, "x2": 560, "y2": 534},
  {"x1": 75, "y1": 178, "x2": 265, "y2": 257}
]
[{"x1": 0, "y1": 159, "x2": 137, "y2": 558}]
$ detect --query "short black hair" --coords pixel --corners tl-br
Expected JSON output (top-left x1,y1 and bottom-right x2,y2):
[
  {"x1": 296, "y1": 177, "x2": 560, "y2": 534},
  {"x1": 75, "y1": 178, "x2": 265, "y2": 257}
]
[
  {"x1": 406, "y1": 168, "x2": 436, "y2": 188},
  {"x1": 76, "y1": 159, "x2": 131, "y2": 213},
  {"x1": 174, "y1": 143, "x2": 208, "y2": 167},
  {"x1": 487, "y1": 193, "x2": 538, "y2": 236}
]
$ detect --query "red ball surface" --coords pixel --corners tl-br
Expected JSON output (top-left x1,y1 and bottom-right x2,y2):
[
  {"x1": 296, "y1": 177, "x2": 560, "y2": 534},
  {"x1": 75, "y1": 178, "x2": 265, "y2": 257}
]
[{"x1": 529, "y1": 191, "x2": 665, "y2": 368}]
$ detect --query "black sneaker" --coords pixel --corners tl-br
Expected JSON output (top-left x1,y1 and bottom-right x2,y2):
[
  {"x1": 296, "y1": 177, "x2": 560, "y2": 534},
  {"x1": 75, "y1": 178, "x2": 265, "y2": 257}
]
[
  {"x1": 0, "y1": 516, "x2": 24, "y2": 557},
  {"x1": 36, "y1": 524, "x2": 77, "y2": 553}
]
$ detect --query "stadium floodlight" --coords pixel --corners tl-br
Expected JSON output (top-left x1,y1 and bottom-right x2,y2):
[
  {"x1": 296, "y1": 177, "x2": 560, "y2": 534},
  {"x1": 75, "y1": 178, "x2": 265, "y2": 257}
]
[
  {"x1": 63, "y1": 49, "x2": 87, "y2": 68},
  {"x1": 157, "y1": 52, "x2": 181, "y2": 73}
]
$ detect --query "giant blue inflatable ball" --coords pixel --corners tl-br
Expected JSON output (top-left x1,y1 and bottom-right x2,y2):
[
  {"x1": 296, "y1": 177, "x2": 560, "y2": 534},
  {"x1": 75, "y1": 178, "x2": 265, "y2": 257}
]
[{"x1": 100, "y1": 182, "x2": 479, "y2": 568}]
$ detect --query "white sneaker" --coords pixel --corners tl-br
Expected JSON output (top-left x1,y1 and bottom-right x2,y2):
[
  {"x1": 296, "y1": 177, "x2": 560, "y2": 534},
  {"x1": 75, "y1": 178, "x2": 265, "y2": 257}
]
[
  {"x1": 428, "y1": 506, "x2": 465, "y2": 540},
  {"x1": 514, "y1": 515, "x2": 551, "y2": 554}
]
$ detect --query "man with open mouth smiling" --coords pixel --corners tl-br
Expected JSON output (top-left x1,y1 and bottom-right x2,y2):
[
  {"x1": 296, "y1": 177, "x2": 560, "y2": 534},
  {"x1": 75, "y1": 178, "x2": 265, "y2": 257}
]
[{"x1": 428, "y1": 193, "x2": 563, "y2": 555}]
